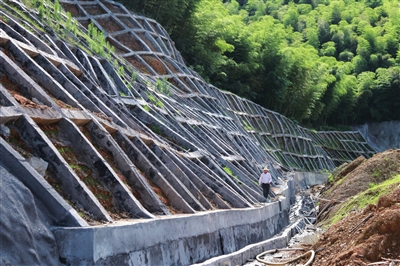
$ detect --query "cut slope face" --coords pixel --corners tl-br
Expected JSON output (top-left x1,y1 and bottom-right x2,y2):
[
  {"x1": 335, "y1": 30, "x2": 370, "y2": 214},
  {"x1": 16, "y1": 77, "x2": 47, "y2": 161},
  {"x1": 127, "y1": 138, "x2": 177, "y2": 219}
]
[
  {"x1": 58, "y1": 0, "x2": 375, "y2": 171},
  {"x1": 0, "y1": 0, "x2": 375, "y2": 226},
  {"x1": 313, "y1": 187, "x2": 400, "y2": 265},
  {"x1": 325, "y1": 149, "x2": 400, "y2": 202},
  {"x1": 311, "y1": 149, "x2": 400, "y2": 265},
  {"x1": 0, "y1": 165, "x2": 61, "y2": 266}
]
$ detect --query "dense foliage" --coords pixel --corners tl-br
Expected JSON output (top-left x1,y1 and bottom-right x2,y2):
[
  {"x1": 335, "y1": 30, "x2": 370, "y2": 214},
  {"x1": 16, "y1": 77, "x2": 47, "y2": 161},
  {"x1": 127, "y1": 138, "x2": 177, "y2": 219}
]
[
  {"x1": 118, "y1": 0, "x2": 400, "y2": 129},
  {"x1": 115, "y1": 0, "x2": 201, "y2": 51}
]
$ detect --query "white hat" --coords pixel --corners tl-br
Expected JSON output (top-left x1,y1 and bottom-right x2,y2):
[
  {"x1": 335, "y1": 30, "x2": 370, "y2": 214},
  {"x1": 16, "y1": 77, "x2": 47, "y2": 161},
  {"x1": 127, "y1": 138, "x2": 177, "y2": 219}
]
[{"x1": 263, "y1": 167, "x2": 269, "y2": 171}]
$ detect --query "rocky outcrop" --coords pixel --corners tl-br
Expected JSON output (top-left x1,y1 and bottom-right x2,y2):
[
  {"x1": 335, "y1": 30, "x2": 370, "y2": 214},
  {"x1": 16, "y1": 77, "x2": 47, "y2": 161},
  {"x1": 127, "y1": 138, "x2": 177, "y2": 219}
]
[{"x1": 0, "y1": 165, "x2": 61, "y2": 266}]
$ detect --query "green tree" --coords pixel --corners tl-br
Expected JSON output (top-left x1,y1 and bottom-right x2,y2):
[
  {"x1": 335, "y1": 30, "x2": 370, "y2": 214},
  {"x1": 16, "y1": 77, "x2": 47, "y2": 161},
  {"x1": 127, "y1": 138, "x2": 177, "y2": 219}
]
[
  {"x1": 119, "y1": 0, "x2": 400, "y2": 128},
  {"x1": 245, "y1": 0, "x2": 267, "y2": 20},
  {"x1": 330, "y1": 0, "x2": 343, "y2": 25},
  {"x1": 282, "y1": 3, "x2": 299, "y2": 31},
  {"x1": 368, "y1": 67, "x2": 400, "y2": 121},
  {"x1": 247, "y1": 16, "x2": 287, "y2": 105}
]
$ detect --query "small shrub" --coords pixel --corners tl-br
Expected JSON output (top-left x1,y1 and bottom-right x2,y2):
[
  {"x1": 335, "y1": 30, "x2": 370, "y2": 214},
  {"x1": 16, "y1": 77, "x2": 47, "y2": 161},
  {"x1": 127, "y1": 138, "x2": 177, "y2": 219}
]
[
  {"x1": 155, "y1": 100, "x2": 164, "y2": 109},
  {"x1": 147, "y1": 93, "x2": 156, "y2": 104},
  {"x1": 223, "y1": 166, "x2": 233, "y2": 175},
  {"x1": 150, "y1": 124, "x2": 162, "y2": 135},
  {"x1": 131, "y1": 72, "x2": 137, "y2": 82},
  {"x1": 156, "y1": 78, "x2": 171, "y2": 96}
]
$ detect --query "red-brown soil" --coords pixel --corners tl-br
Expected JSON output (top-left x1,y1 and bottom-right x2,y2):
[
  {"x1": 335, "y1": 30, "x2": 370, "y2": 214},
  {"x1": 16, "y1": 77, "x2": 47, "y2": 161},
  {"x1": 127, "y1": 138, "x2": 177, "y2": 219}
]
[
  {"x1": 97, "y1": 17, "x2": 123, "y2": 33},
  {"x1": 116, "y1": 34, "x2": 145, "y2": 51},
  {"x1": 60, "y1": 3, "x2": 84, "y2": 17},
  {"x1": 82, "y1": 5, "x2": 107, "y2": 16},
  {"x1": 101, "y1": 2, "x2": 126, "y2": 14},
  {"x1": 117, "y1": 16, "x2": 139, "y2": 29},
  {"x1": 136, "y1": 32, "x2": 157, "y2": 52},
  {"x1": 312, "y1": 188, "x2": 400, "y2": 265},
  {"x1": 310, "y1": 149, "x2": 400, "y2": 266},
  {"x1": 13, "y1": 93, "x2": 48, "y2": 109},
  {"x1": 141, "y1": 55, "x2": 167, "y2": 75},
  {"x1": 324, "y1": 150, "x2": 400, "y2": 202},
  {"x1": 126, "y1": 56, "x2": 152, "y2": 74}
]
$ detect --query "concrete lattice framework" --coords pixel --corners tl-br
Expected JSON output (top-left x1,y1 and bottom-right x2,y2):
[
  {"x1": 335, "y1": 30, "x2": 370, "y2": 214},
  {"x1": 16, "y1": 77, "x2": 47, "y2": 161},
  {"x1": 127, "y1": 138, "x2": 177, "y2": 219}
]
[{"x1": 0, "y1": 0, "x2": 375, "y2": 226}]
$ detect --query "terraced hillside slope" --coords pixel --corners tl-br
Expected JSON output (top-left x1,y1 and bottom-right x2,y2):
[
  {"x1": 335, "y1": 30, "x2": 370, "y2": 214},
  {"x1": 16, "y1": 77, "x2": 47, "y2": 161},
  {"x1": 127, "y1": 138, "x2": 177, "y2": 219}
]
[{"x1": 0, "y1": 0, "x2": 378, "y2": 264}]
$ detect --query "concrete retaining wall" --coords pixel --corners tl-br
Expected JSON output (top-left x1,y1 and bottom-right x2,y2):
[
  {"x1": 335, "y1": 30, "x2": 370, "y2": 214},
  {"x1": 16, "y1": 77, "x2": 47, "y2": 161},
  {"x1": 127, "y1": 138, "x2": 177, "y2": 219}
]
[
  {"x1": 53, "y1": 181, "x2": 294, "y2": 265},
  {"x1": 355, "y1": 120, "x2": 400, "y2": 152},
  {"x1": 286, "y1": 171, "x2": 329, "y2": 193}
]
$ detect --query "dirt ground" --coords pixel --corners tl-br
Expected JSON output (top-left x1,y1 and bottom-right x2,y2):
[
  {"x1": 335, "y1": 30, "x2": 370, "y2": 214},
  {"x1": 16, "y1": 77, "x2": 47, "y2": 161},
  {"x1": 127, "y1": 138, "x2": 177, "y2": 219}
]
[
  {"x1": 322, "y1": 149, "x2": 400, "y2": 202},
  {"x1": 310, "y1": 149, "x2": 400, "y2": 266}
]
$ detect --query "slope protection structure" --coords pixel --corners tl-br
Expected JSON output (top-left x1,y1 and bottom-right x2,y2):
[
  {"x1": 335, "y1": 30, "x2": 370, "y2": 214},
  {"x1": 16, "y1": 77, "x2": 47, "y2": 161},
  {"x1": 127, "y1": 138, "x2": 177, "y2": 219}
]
[{"x1": 0, "y1": 0, "x2": 376, "y2": 265}]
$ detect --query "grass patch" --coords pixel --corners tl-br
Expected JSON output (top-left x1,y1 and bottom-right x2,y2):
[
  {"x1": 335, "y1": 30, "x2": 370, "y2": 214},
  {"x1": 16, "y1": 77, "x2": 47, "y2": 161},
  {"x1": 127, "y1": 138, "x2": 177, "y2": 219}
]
[
  {"x1": 223, "y1": 166, "x2": 241, "y2": 184},
  {"x1": 42, "y1": 125, "x2": 59, "y2": 137},
  {"x1": 147, "y1": 93, "x2": 156, "y2": 103},
  {"x1": 0, "y1": 15, "x2": 9, "y2": 22},
  {"x1": 69, "y1": 163, "x2": 79, "y2": 170},
  {"x1": 327, "y1": 174, "x2": 400, "y2": 227},
  {"x1": 223, "y1": 166, "x2": 233, "y2": 176},
  {"x1": 324, "y1": 174, "x2": 347, "y2": 197},
  {"x1": 146, "y1": 93, "x2": 164, "y2": 108},
  {"x1": 143, "y1": 105, "x2": 150, "y2": 112},
  {"x1": 242, "y1": 120, "x2": 253, "y2": 131},
  {"x1": 372, "y1": 168, "x2": 380, "y2": 177},
  {"x1": 334, "y1": 176, "x2": 346, "y2": 186},
  {"x1": 156, "y1": 78, "x2": 171, "y2": 96},
  {"x1": 58, "y1": 147, "x2": 72, "y2": 154},
  {"x1": 149, "y1": 124, "x2": 162, "y2": 135},
  {"x1": 155, "y1": 100, "x2": 164, "y2": 108}
]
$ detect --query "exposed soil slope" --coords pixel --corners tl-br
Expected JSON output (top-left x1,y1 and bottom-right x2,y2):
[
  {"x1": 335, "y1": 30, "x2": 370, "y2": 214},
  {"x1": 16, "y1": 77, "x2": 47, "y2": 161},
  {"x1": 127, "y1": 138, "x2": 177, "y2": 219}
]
[
  {"x1": 325, "y1": 150, "x2": 400, "y2": 202},
  {"x1": 311, "y1": 149, "x2": 400, "y2": 266}
]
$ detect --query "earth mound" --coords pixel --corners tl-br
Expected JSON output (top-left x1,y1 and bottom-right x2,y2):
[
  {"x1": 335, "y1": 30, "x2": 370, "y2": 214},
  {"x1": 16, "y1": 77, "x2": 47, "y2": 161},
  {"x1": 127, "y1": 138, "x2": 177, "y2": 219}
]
[
  {"x1": 324, "y1": 149, "x2": 400, "y2": 202},
  {"x1": 311, "y1": 149, "x2": 400, "y2": 265}
]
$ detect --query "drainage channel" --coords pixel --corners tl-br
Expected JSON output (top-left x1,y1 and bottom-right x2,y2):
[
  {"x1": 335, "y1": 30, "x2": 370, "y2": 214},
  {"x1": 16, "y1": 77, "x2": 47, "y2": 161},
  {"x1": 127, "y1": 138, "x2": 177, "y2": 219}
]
[
  {"x1": 197, "y1": 185, "x2": 323, "y2": 266},
  {"x1": 249, "y1": 192, "x2": 323, "y2": 266},
  {"x1": 52, "y1": 173, "x2": 327, "y2": 265}
]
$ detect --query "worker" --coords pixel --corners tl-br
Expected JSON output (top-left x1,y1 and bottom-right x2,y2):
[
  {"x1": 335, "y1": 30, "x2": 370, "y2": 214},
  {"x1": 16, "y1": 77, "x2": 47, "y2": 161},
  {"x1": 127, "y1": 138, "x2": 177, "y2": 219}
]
[{"x1": 259, "y1": 166, "x2": 272, "y2": 202}]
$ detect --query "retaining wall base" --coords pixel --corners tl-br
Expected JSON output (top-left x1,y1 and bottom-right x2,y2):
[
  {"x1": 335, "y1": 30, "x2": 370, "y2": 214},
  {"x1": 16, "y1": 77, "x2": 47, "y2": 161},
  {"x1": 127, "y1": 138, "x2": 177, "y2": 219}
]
[{"x1": 54, "y1": 173, "x2": 325, "y2": 265}]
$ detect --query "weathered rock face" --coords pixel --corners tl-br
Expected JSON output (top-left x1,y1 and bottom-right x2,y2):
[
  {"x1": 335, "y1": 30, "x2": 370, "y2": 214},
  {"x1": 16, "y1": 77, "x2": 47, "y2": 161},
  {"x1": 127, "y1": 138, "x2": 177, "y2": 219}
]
[
  {"x1": 355, "y1": 121, "x2": 400, "y2": 152},
  {"x1": 0, "y1": 0, "x2": 379, "y2": 264},
  {"x1": 0, "y1": 165, "x2": 60, "y2": 266}
]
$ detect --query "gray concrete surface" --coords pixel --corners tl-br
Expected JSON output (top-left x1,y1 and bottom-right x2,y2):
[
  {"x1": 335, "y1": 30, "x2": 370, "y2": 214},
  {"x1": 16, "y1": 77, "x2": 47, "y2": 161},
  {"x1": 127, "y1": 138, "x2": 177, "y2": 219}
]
[
  {"x1": 194, "y1": 220, "x2": 303, "y2": 266},
  {"x1": 355, "y1": 120, "x2": 400, "y2": 152},
  {"x1": 53, "y1": 180, "x2": 293, "y2": 266},
  {"x1": 0, "y1": 137, "x2": 86, "y2": 227},
  {"x1": 285, "y1": 171, "x2": 329, "y2": 193}
]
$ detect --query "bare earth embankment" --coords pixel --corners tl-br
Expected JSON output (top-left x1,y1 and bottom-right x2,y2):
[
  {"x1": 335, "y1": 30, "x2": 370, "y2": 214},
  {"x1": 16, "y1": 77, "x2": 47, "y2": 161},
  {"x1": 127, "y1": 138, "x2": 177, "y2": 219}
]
[{"x1": 311, "y1": 149, "x2": 400, "y2": 266}]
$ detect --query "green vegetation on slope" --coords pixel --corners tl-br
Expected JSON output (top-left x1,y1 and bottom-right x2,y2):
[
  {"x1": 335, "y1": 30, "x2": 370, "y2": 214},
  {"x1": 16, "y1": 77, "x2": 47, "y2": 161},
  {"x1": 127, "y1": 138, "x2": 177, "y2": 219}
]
[
  {"x1": 7, "y1": 0, "x2": 142, "y2": 98},
  {"x1": 325, "y1": 174, "x2": 400, "y2": 227},
  {"x1": 118, "y1": 0, "x2": 400, "y2": 129}
]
